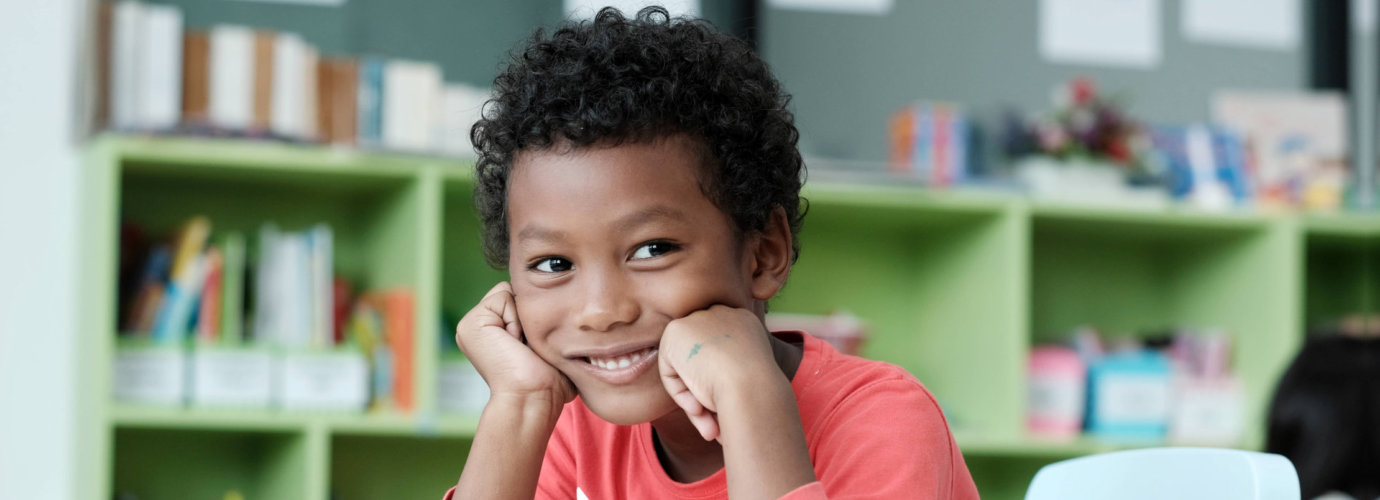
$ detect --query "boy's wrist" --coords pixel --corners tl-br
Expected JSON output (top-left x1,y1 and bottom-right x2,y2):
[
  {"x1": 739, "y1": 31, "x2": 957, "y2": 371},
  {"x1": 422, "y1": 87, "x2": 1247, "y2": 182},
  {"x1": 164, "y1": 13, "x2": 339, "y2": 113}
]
[
  {"x1": 485, "y1": 389, "x2": 566, "y2": 428},
  {"x1": 716, "y1": 364, "x2": 816, "y2": 499}
]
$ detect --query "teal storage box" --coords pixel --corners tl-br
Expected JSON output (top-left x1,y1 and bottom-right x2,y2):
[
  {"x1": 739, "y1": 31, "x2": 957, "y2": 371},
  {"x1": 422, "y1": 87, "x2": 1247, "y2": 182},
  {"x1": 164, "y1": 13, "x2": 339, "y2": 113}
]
[{"x1": 1086, "y1": 351, "x2": 1172, "y2": 441}]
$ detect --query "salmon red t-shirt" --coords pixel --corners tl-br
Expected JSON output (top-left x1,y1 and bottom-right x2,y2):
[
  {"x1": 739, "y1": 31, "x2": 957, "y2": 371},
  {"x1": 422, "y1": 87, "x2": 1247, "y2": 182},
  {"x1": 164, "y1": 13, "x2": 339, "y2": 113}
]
[{"x1": 446, "y1": 331, "x2": 979, "y2": 499}]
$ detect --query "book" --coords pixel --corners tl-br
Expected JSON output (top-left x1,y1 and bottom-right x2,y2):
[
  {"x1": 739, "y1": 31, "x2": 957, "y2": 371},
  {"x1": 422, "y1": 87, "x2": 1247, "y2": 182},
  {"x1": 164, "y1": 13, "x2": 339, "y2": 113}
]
[
  {"x1": 169, "y1": 216, "x2": 211, "y2": 280},
  {"x1": 252, "y1": 223, "x2": 334, "y2": 348},
  {"x1": 356, "y1": 57, "x2": 386, "y2": 146},
  {"x1": 300, "y1": 43, "x2": 319, "y2": 141},
  {"x1": 382, "y1": 60, "x2": 441, "y2": 152},
  {"x1": 181, "y1": 31, "x2": 210, "y2": 125},
  {"x1": 271, "y1": 33, "x2": 315, "y2": 140},
  {"x1": 196, "y1": 248, "x2": 224, "y2": 342},
  {"x1": 109, "y1": 1, "x2": 143, "y2": 130},
  {"x1": 220, "y1": 232, "x2": 246, "y2": 343},
  {"x1": 208, "y1": 25, "x2": 255, "y2": 131},
  {"x1": 94, "y1": 1, "x2": 114, "y2": 130},
  {"x1": 253, "y1": 222, "x2": 280, "y2": 344},
  {"x1": 317, "y1": 58, "x2": 358, "y2": 145},
  {"x1": 308, "y1": 224, "x2": 332, "y2": 348},
  {"x1": 153, "y1": 252, "x2": 208, "y2": 343},
  {"x1": 332, "y1": 278, "x2": 353, "y2": 345},
  {"x1": 251, "y1": 30, "x2": 275, "y2": 132},
  {"x1": 123, "y1": 244, "x2": 171, "y2": 334},
  {"x1": 137, "y1": 3, "x2": 182, "y2": 131},
  {"x1": 364, "y1": 289, "x2": 414, "y2": 412}
]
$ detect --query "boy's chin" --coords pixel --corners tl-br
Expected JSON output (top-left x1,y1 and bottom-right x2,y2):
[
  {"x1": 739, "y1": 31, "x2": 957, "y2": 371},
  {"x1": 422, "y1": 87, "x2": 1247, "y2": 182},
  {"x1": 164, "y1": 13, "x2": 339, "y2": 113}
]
[{"x1": 580, "y1": 389, "x2": 679, "y2": 426}]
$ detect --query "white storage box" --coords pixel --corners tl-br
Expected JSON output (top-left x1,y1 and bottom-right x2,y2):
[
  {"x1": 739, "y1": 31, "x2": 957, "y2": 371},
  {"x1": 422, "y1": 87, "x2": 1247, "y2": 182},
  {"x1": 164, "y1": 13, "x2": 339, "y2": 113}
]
[
  {"x1": 437, "y1": 356, "x2": 489, "y2": 415},
  {"x1": 113, "y1": 339, "x2": 187, "y2": 406},
  {"x1": 278, "y1": 349, "x2": 369, "y2": 411},
  {"x1": 189, "y1": 345, "x2": 274, "y2": 409}
]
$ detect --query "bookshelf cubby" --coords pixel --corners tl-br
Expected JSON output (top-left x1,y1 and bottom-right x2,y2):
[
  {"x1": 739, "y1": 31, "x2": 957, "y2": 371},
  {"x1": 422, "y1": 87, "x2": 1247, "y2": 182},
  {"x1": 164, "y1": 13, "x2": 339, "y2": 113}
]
[
  {"x1": 113, "y1": 427, "x2": 316, "y2": 500},
  {"x1": 79, "y1": 135, "x2": 1373, "y2": 500},
  {"x1": 1304, "y1": 214, "x2": 1380, "y2": 327}
]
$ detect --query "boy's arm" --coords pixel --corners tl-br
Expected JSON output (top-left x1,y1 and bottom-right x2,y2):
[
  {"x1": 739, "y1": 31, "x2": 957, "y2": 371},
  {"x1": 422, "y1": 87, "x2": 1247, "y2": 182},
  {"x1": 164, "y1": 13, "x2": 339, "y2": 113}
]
[
  {"x1": 716, "y1": 365, "x2": 818, "y2": 500},
  {"x1": 449, "y1": 282, "x2": 577, "y2": 499},
  {"x1": 658, "y1": 305, "x2": 818, "y2": 500},
  {"x1": 451, "y1": 391, "x2": 563, "y2": 499}
]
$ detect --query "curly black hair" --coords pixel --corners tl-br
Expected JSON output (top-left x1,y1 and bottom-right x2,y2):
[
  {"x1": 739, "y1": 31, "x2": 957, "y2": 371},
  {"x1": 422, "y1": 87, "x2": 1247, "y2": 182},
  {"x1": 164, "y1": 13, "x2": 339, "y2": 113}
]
[{"x1": 470, "y1": 6, "x2": 806, "y2": 269}]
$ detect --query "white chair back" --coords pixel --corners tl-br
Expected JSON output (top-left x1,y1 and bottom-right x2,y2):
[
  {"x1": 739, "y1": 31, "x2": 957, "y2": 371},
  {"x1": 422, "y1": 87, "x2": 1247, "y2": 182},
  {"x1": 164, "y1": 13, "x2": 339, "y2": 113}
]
[{"x1": 1025, "y1": 447, "x2": 1300, "y2": 500}]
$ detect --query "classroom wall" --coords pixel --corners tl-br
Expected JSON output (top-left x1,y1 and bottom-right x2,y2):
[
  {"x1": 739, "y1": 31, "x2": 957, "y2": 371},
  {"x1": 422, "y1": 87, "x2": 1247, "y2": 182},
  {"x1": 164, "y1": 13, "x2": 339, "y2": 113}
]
[
  {"x1": 138, "y1": 0, "x2": 1314, "y2": 165},
  {"x1": 0, "y1": 0, "x2": 86, "y2": 498},
  {"x1": 149, "y1": 0, "x2": 745, "y2": 89},
  {"x1": 758, "y1": 0, "x2": 1310, "y2": 162}
]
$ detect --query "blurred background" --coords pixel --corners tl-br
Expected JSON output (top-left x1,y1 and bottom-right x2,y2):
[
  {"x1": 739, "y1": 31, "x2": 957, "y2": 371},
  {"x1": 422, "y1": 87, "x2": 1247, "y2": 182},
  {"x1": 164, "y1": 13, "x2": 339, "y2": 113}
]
[{"x1": 3, "y1": 1, "x2": 1379, "y2": 499}]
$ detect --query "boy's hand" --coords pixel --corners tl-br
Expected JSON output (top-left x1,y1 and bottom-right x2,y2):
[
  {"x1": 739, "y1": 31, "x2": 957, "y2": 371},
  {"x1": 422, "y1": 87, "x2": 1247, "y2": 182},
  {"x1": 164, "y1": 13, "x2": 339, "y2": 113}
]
[
  {"x1": 455, "y1": 282, "x2": 576, "y2": 406},
  {"x1": 657, "y1": 305, "x2": 783, "y2": 441}
]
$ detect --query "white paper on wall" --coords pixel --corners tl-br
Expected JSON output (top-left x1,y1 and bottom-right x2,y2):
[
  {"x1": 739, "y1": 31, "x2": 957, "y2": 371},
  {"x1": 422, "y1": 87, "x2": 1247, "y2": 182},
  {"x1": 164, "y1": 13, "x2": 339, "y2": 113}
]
[
  {"x1": 565, "y1": 0, "x2": 699, "y2": 19},
  {"x1": 1039, "y1": 0, "x2": 1162, "y2": 69},
  {"x1": 767, "y1": 0, "x2": 893, "y2": 16},
  {"x1": 227, "y1": 0, "x2": 345, "y2": 6},
  {"x1": 1182, "y1": 0, "x2": 1300, "y2": 50}
]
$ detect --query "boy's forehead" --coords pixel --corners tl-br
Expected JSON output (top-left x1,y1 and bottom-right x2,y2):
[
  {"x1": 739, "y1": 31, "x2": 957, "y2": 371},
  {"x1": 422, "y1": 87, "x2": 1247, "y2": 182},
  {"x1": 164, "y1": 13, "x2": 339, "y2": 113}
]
[
  {"x1": 506, "y1": 138, "x2": 729, "y2": 230},
  {"x1": 510, "y1": 137, "x2": 710, "y2": 195}
]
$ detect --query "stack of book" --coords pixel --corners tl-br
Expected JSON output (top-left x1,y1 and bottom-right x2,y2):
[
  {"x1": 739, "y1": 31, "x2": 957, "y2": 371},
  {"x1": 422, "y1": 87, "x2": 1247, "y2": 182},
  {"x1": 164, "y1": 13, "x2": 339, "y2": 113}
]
[
  {"x1": 96, "y1": 0, "x2": 489, "y2": 156},
  {"x1": 888, "y1": 101, "x2": 970, "y2": 187},
  {"x1": 116, "y1": 217, "x2": 416, "y2": 413},
  {"x1": 122, "y1": 216, "x2": 246, "y2": 344}
]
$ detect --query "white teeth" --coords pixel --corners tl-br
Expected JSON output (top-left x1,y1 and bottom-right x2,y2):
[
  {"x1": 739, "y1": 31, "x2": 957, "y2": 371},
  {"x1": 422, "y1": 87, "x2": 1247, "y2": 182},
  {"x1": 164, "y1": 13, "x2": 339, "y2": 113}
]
[{"x1": 588, "y1": 347, "x2": 654, "y2": 370}]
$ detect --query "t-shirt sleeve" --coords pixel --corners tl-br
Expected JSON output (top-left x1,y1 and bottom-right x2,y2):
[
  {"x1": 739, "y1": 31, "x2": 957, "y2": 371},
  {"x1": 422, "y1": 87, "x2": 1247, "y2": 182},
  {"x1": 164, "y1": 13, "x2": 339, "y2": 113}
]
[
  {"x1": 535, "y1": 404, "x2": 579, "y2": 499},
  {"x1": 809, "y1": 379, "x2": 979, "y2": 500},
  {"x1": 779, "y1": 481, "x2": 829, "y2": 499}
]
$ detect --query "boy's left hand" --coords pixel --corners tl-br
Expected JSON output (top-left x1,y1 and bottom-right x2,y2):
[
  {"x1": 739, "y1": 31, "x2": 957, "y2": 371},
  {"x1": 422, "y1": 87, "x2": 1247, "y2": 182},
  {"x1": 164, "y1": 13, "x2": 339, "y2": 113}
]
[{"x1": 657, "y1": 304, "x2": 784, "y2": 442}]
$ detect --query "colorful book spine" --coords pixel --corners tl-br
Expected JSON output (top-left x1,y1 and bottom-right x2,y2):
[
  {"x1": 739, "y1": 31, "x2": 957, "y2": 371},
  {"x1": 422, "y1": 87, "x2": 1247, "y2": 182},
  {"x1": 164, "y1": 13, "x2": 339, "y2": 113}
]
[
  {"x1": 124, "y1": 245, "x2": 171, "y2": 334},
  {"x1": 366, "y1": 289, "x2": 414, "y2": 412},
  {"x1": 356, "y1": 57, "x2": 385, "y2": 146},
  {"x1": 196, "y1": 248, "x2": 224, "y2": 342},
  {"x1": 221, "y1": 232, "x2": 246, "y2": 343},
  {"x1": 152, "y1": 252, "x2": 208, "y2": 343}
]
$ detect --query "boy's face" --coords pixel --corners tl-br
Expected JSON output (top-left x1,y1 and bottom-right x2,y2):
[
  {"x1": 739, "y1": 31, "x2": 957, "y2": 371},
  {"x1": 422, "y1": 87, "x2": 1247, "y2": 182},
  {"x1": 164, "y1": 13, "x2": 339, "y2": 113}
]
[{"x1": 506, "y1": 136, "x2": 759, "y2": 425}]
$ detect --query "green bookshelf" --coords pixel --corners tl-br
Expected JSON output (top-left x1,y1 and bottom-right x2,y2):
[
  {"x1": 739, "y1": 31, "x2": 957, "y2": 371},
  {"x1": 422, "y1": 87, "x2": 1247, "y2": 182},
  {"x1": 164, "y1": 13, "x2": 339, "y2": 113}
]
[{"x1": 79, "y1": 135, "x2": 1364, "y2": 500}]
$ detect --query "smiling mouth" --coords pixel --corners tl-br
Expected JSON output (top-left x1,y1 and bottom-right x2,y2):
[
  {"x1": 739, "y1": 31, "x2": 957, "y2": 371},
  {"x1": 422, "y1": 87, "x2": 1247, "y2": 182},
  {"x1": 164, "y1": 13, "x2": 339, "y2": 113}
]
[
  {"x1": 584, "y1": 346, "x2": 657, "y2": 369},
  {"x1": 577, "y1": 346, "x2": 659, "y2": 385}
]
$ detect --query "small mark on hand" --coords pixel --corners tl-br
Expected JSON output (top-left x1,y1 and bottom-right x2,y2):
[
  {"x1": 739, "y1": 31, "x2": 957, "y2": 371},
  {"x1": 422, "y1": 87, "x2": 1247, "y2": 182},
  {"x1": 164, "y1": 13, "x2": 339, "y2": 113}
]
[{"x1": 686, "y1": 334, "x2": 732, "y2": 362}]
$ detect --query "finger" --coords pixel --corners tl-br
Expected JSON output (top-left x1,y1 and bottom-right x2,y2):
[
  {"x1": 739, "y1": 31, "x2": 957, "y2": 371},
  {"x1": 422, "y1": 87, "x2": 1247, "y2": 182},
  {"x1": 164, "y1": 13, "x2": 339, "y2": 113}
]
[
  {"x1": 477, "y1": 284, "x2": 522, "y2": 341},
  {"x1": 501, "y1": 289, "x2": 522, "y2": 340},
  {"x1": 481, "y1": 281, "x2": 512, "y2": 300},
  {"x1": 667, "y1": 383, "x2": 718, "y2": 440},
  {"x1": 688, "y1": 411, "x2": 719, "y2": 441}
]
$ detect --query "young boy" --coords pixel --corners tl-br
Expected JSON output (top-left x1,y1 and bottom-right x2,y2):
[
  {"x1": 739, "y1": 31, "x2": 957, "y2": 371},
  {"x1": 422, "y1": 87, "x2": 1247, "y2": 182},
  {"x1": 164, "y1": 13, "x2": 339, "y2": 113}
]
[{"x1": 448, "y1": 7, "x2": 978, "y2": 499}]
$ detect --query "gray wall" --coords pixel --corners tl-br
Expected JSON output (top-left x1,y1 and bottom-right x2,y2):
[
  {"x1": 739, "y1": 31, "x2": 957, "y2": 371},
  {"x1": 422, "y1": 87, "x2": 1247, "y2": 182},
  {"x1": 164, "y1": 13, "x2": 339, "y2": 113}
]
[
  {"x1": 150, "y1": 1, "x2": 1314, "y2": 165},
  {"x1": 760, "y1": 1, "x2": 1309, "y2": 163},
  {"x1": 151, "y1": 0, "x2": 738, "y2": 88}
]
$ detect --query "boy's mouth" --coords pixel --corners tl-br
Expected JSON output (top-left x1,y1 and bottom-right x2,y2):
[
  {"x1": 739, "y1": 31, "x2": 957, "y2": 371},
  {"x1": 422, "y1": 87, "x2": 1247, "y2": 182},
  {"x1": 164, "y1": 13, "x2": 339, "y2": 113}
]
[{"x1": 576, "y1": 346, "x2": 659, "y2": 385}]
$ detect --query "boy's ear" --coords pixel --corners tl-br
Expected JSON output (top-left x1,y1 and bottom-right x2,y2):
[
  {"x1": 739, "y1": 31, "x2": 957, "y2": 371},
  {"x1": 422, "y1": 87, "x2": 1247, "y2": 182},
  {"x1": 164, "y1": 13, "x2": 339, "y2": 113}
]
[{"x1": 748, "y1": 206, "x2": 794, "y2": 301}]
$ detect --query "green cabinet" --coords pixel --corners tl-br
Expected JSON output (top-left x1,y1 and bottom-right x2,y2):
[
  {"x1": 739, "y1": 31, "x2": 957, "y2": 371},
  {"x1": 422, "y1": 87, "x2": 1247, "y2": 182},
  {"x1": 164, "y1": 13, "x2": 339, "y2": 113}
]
[{"x1": 80, "y1": 135, "x2": 1372, "y2": 499}]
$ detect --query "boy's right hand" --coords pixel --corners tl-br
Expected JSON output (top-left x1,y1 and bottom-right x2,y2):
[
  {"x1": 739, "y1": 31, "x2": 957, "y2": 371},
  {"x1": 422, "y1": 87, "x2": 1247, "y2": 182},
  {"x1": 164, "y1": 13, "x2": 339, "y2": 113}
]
[{"x1": 455, "y1": 282, "x2": 576, "y2": 406}]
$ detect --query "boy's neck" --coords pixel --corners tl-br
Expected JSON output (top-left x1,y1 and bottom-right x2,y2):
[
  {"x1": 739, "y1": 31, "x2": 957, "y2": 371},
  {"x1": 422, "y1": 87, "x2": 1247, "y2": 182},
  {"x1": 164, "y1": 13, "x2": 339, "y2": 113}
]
[{"x1": 650, "y1": 333, "x2": 804, "y2": 483}]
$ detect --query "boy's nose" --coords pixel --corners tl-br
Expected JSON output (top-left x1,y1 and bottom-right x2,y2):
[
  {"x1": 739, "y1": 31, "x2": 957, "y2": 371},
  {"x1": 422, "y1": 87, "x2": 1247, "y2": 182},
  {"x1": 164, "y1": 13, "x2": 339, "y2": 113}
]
[{"x1": 576, "y1": 270, "x2": 640, "y2": 333}]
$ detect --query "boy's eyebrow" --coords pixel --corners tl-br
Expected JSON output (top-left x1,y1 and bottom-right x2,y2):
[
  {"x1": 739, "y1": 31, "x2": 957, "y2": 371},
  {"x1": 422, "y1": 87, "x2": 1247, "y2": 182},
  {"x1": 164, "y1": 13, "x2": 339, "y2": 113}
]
[
  {"x1": 516, "y1": 225, "x2": 568, "y2": 244},
  {"x1": 612, "y1": 205, "x2": 690, "y2": 233},
  {"x1": 515, "y1": 205, "x2": 690, "y2": 245}
]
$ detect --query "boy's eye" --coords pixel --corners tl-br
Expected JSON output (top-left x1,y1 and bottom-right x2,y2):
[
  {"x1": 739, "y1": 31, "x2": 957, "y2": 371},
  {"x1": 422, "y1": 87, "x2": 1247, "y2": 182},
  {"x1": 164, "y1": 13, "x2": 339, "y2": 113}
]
[
  {"x1": 631, "y1": 241, "x2": 679, "y2": 260},
  {"x1": 532, "y1": 257, "x2": 573, "y2": 273}
]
